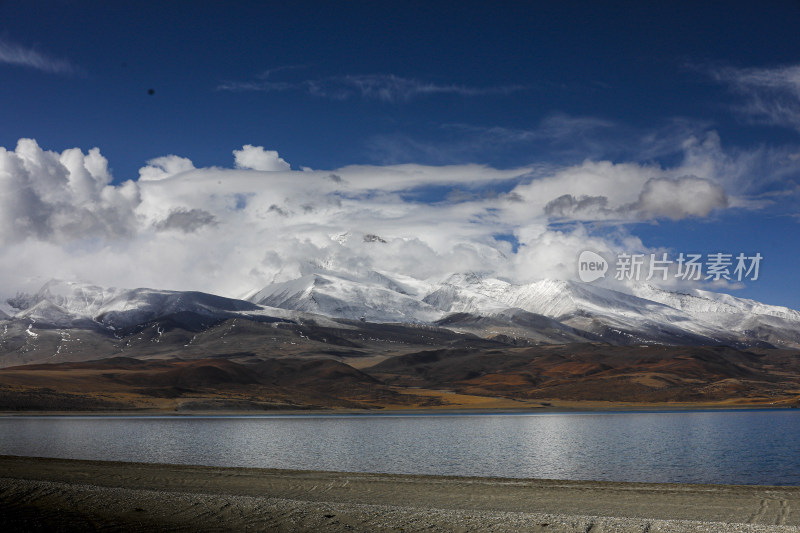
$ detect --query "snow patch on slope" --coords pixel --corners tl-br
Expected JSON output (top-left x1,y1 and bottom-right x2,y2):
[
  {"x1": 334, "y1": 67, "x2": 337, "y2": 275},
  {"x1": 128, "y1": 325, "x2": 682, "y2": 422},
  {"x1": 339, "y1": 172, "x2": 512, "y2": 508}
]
[
  {"x1": 4, "y1": 279, "x2": 295, "y2": 331},
  {"x1": 248, "y1": 272, "x2": 443, "y2": 323}
]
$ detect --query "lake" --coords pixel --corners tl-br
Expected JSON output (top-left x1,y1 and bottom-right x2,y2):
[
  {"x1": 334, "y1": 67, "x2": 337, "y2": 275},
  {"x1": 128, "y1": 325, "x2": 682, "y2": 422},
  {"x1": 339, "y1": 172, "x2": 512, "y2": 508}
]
[{"x1": 1, "y1": 409, "x2": 798, "y2": 486}]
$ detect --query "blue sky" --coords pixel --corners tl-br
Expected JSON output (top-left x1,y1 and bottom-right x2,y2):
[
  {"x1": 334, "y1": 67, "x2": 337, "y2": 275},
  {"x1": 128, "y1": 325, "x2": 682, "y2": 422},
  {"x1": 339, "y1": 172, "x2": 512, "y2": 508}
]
[{"x1": 1, "y1": 1, "x2": 800, "y2": 308}]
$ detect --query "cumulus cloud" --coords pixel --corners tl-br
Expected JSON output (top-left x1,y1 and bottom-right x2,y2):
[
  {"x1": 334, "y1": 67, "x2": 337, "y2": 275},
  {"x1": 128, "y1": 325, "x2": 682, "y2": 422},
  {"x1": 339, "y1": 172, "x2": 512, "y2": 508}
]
[
  {"x1": 138, "y1": 155, "x2": 196, "y2": 181},
  {"x1": 633, "y1": 176, "x2": 728, "y2": 219},
  {"x1": 544, "y1": 176, "x2": 728, "y2": 221},
  {"x1": 233, "y1": 145, "x2": 290, "y2": 171},
  {"x1": 0, "y1": 139, "x2": 139, "y2": 245},
  {"x1": 0, "y1": 39, "x2": 78, "y2": 75}
]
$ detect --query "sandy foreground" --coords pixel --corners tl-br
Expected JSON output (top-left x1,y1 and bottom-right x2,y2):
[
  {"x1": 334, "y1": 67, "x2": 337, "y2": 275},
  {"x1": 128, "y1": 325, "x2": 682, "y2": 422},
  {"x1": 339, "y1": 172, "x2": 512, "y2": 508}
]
[{"x1": 1, "y1": 456, "x2": 799, "y2": 532}]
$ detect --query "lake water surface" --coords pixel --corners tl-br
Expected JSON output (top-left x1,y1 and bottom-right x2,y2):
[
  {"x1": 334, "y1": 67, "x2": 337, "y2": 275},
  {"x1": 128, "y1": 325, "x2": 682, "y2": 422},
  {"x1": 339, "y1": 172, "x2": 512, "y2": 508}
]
[{"x1": 1, "y1": 409, "x2": 799, "y2": 486}]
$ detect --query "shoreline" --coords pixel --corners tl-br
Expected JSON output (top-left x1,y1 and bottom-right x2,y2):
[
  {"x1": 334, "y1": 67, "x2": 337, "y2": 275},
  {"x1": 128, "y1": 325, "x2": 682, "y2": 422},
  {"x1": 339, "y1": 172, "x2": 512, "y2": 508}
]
[
  {"x1": 1, "y1": 401, "x2": 797, "y2": 417},
  {"x1": 1, "y1": 455, "x2": 799, "y2": 531}
]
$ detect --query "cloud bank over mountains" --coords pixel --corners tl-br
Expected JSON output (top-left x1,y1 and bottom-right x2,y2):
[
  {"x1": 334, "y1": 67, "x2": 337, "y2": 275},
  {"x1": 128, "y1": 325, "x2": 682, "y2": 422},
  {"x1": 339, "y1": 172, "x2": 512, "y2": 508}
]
[{"x1": 0, "y1": 135, "x2": 768, "y2": 298}]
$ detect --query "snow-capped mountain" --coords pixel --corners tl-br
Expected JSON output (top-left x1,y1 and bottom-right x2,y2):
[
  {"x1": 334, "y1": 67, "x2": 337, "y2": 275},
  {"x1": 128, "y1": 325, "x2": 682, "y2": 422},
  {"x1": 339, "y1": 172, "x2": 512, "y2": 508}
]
[
  {"x1": 4, "y1": 272, "x2": 800, "y2": 354},
  {"x1": 630, "y1": 284, "x2": 800, "y2": 322},
  {"x1": 247, "y1": 272, "x2": 443, "y2": 323},
  {"x1": 423, "y1": 275, "x2": 743, "y2": 345},
  {"x1": 629, "y1": 284, "x2": 800, "y2": 348},
  {"x1": 247, "y1": 270, "x2": 800, "y2": 348},
  {"x1": 5, "y1": 279, "x2": 277, "y2": 330}
]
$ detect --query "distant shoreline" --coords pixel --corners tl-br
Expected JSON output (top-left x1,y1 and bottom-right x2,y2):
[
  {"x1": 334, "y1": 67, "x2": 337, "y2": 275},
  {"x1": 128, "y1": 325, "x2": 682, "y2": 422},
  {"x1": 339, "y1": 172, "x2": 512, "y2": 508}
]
[
  {"x1": 0, "y1": 402, "x2": 796, "y2": 417},
  {"x1": 1, "y1": 455, "x2": 799, "y2": 531}
]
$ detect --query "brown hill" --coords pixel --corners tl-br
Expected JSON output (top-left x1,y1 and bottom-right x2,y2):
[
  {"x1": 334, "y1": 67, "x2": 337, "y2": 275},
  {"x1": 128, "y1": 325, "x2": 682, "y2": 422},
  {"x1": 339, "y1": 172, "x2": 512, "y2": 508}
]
[
  {"x1": 1, "y1": 344, "x2": 799, "y2": 411},
  {"x1": 367, "y1": 344, "x2": 800, "y2": 404}
]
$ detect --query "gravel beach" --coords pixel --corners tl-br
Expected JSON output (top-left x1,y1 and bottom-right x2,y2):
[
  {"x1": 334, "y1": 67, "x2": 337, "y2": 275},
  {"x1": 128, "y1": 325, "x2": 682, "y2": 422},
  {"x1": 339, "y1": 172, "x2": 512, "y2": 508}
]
[{"x1": 1, "y1": 455, "x2": 799, "y2": 532}]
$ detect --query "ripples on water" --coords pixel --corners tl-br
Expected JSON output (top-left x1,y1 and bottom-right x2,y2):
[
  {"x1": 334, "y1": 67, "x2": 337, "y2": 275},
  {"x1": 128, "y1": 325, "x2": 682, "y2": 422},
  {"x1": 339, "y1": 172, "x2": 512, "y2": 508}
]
[{"x1": 1, "y1": 410, "x2": 798, "y2": 485}]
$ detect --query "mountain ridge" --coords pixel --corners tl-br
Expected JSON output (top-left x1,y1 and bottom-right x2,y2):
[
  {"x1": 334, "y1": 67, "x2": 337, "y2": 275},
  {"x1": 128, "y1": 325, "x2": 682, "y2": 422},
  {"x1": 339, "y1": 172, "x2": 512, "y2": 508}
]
[
  {"x1": 245, "y1": 271, "x2": 800, "y2": 349},
  {"x1": 2, "y1": 275, "x2": 800, "y2": 410},
  {"x1": 2, "y1": 272, "x2": 799, "y2": 370}
]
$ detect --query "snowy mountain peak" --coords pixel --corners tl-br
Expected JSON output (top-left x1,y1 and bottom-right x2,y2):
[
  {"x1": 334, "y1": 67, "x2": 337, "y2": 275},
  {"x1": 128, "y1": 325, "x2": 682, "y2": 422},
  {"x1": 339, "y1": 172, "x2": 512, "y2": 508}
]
[{"x1": 247, "y1": 271, "x2": 442, "y2": 323}]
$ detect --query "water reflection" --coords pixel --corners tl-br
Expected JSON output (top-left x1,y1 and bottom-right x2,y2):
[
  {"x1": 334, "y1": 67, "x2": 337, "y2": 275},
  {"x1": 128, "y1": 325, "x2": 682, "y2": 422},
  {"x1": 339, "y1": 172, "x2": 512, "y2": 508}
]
[{"x1": 1, "y1": 410, "x2": 798, "y2": 485}]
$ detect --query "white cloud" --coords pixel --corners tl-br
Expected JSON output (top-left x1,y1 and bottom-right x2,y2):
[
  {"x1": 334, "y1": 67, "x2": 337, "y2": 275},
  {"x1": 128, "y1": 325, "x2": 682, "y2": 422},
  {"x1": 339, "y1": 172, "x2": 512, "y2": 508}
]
[
  {"x1": 543, "y1": 176, "x2": 728, "y2": 221},
  {"x1": 138, "y1": 155, "x2": 196, "y2": 181},
  {"x1": 634, "y1": 176, "x2": 727, "y2": 220},
  {"x1": 0, "y1": 137, "x2": 756, "y2": 300},
  {"x1": 218, "y1": 73, "x2": 523, "y2": 102},
  {"x1": 0, "y1": 139, "x2": 139, "y2": 246},
  {"x1": 233, "y1": 145, "x2": 290, "y2": 171},
  {"x1": 711, "y1": 64, "x2": 800, "y2": 130},
  {"x1": 366, "y1": 115, "x2": 713, "y2": 166},
  {"x1": 505, "y1": 127, "x2": 800, "y2": 224},
  {"x1": 677, "y1": 130, "x2": 800, "y2": 201},
  {"x1": 510, "y1": 159, "x2": 660, "y2": 220},
  {"x1": 0, "y1": 39, "x2": 78, "y2": 75},
  {"x1": 336, "y1": 74, "x2": 522, "y2": 102},
  {"x1": 445, "y1": 115, "x2": 616, "y2": 145}
]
